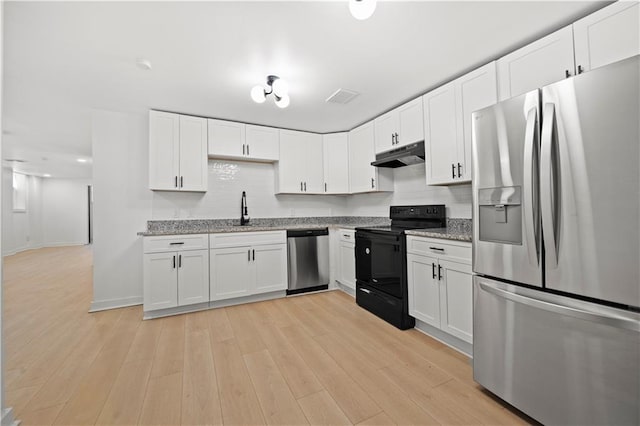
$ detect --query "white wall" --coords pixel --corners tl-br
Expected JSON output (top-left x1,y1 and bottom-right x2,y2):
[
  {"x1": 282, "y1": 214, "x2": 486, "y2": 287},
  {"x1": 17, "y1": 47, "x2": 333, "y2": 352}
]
[
  {"x1": 1, "y1": 169, "x2": 90, "y2": 256},
  {"x1": 41, "y1": 178, "x2": 90, "y2": 247},
  {"x1": 346, "y1": 163, "x2": 472, "y2": 218},
  {"x1": 151, "y1": 160, "x2": 349, "y2": 219},
  {"x1": 91, "y1": 109, "x2": 152, "y2": 311}
]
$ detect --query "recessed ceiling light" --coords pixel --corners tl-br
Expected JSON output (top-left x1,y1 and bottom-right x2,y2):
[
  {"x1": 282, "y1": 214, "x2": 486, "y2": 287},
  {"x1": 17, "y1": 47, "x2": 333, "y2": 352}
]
[
  {"x1": 77, "y1": 158, "x2": 87, "y2": 163},
  {"x1": 136, "y1": 58, "x2": 152, "y2": 71},
  {"x1": 43, "y1": 174, "x2": 51, "y2": 177},
  {"x1": 349, "y1": 0, "x2": 377, "y2": 20}
]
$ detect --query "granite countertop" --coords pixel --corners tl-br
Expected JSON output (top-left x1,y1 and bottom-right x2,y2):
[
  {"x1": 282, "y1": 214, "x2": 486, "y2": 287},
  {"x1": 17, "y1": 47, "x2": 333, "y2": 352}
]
[
  {"x1": 138, "y1": 217, "x2": 473, "y2": 242},
  {"x1": 405, "y1": 218, "x2": 472, "y2": 242},
  {"x1": 137, "y1": 217, "x2": 390, "y2": 237}
]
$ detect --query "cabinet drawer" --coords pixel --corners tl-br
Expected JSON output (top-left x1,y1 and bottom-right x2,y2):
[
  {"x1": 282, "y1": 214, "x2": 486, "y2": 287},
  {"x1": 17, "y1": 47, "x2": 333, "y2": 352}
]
[
  {"x1": 144, "y1": 234, "x2": 209, "y2": 253},
  {"x1": 210, "y1": 230, "x2": 286, "y2": 249},
  {"x1": 339, "y1": 229, "x2": 355, "y2": 243},
  {"x1": 406, "y1": 236, "x2": 471, "y2": 264}
]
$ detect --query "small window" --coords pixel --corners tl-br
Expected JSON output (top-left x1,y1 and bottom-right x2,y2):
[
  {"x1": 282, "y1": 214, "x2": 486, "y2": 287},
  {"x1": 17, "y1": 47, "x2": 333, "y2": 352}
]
[{"x1": 12, "y1": 172, "x2": 27, "y2": 212}]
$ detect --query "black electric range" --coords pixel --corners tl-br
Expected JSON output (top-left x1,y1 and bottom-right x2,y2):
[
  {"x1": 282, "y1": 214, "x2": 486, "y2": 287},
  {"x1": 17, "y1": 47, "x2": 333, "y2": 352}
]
[{"x1": 355, "y1": 205, "x2": 446, "y2": 329}]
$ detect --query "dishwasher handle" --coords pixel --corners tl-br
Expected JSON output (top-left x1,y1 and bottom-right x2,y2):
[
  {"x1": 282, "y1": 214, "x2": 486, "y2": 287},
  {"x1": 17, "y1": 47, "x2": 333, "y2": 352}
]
[{"x1": 287, "y1": 228, "x2": 329, "y2": 238}]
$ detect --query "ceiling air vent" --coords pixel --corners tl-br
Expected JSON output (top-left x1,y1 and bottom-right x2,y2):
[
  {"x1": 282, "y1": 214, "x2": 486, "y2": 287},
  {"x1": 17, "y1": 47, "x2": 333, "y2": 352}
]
[{"x1": 326, "y1": 88, "x2": 359, "y2": 104}]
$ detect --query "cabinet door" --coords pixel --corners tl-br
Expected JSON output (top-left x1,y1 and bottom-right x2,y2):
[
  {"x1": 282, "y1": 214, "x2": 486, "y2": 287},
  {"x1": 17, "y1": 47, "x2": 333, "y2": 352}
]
[
  {"x1": 210, "y1": 246, "x2": 253, "y2": 301},
  {"x1": 253, "y1": 244, "x2": 288, "y2": 294},
  {"x1": 149, "y1": 111, "x2": 180, "y2": 190},
  {"x1": 322, "y1": 133, "x2": 350, "y2": 194},
  {"x1": 304, "y1": 133, "x2": 325, "y2": 194},
  {"x1": 573, "y1": 1, "x2": 639, "y2": 73},
  {"x1": 338, "y1": 241, "x2": 356, "y2": 289},
  {"x1": 374, "y1": 110, "x2": 398, "y2": 153},
  {"x1": 423, "y1": 83, "x2": 459, "y2": 185},
  {"x1": 143, "y1": 252, "x2": 178, "y2": 311},
  {"x1": 207, "y1": 119, "x2": 245, "y2": 158},
  {"x1": 245, "y1": 124, "x2": 279, "y2": 161},
  {"x1": 348, "y1": 121, "x2": 377, "y2": 193},
  {"x1": 277, "y1": 130, "x2": 306, "y2": 193},
  {"x1": 439, "y1": 259, "x2": 473, "y2": 343},
  {"x1": 397, "y1": 97, "x2": 424, "y2": 148},
  {"x1": 177, "y1": 249, "x2": 209, "y2": 306},
  {"x1": 179, "y1": 115, "x2": 208, "y2": 191},
  {"x1": 456, "y1": 61, "x2": 498, "y2": 181},
  {"x1": 407, "y1": 253, "x2": 440, "y2": 327},
  {"x1": 497, "y1": 25, "x2": 575, "y2": 101}
]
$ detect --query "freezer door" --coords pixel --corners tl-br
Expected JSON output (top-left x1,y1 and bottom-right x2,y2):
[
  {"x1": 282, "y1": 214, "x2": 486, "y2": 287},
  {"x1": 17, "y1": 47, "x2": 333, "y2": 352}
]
[
  {"x1": 473, "y1": 276, "x2": 640, "y2": 425},
  {"x1": 541, "y1": 55, "x2": 639, "y2": 307},
  {"x1": 472, "y1": 91, "x2": 542, "y2": 287}
]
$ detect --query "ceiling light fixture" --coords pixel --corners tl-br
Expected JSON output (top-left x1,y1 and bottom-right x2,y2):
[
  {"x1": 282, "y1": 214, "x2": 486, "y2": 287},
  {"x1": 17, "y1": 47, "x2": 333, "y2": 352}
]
[
  {"x1": 251, "y1": 75, "x2": 290, "y2": 108},
  {"x1": 349, "y1": 0, "x2": 377, "y2": 20},
  {"x1": 136, "y1": 58, "x2": 152, "y2": 71},
  {"x1": 77, "y1": 158, "x2": 87, "y2": 163},
  {"x1": 43, "y1": 174, "x2": 51, "y2": 178}
]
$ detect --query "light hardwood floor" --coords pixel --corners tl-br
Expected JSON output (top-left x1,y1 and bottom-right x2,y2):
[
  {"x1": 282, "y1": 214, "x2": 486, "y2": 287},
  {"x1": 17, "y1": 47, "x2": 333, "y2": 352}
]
[{"x1": 4, "y1": 246, "x2": 531, "y2": 425}]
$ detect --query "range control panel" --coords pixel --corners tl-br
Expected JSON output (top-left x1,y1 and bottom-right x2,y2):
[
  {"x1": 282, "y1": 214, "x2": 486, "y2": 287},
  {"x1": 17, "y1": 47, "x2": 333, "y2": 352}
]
[{"x1": 390, "y1": 205, "x2": 445, "y2": 220}]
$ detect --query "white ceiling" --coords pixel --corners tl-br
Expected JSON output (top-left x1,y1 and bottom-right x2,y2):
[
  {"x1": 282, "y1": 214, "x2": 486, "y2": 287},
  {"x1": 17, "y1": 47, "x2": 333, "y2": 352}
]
[{"x1": 3, "y1": 0, "x2": 609, "y2": 179}]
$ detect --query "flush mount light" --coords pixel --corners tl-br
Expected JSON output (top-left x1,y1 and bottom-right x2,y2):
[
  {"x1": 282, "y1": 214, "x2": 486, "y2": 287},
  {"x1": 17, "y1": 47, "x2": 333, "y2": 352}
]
[
  {"x1": 349, "y1": 0, "x2": 376, "y2": 20},
  {"x1": 77, "y1": 158, "x2": 88, "y2": 163},
  {"x1": 43, "y1": 174, "x2": 51, "y2": 177},
  {"x1": 251, "y1": 75, "x2": 290, "y2": 108},
  {"x1": 136, "y1": 58, "x2": 152, "y2": 71}
]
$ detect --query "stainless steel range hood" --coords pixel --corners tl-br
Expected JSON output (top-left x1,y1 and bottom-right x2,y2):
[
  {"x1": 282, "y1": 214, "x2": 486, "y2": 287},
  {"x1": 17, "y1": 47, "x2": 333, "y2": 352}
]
[{"x1": 371, "y1": 141, "x2": 425, "y2": 168}]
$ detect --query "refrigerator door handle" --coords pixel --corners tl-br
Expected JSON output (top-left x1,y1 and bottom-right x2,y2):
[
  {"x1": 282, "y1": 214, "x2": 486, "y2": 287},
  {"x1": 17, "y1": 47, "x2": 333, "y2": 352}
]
[
  {"x1": 523, "y1": 107, "x2": 540, "y2": 266},
  {"x1": 478, "y1": 282, "x2": 640, "y2": 332},
  {"x1": 541, "y1": 102, "x2": 558, "y2": 269}
]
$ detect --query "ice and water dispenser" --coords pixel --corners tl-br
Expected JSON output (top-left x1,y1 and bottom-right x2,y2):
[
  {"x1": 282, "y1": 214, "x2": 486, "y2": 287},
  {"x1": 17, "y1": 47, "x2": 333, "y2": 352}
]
[{"x1": 477, "y1": 186, "x2": 522, "y2": 245}]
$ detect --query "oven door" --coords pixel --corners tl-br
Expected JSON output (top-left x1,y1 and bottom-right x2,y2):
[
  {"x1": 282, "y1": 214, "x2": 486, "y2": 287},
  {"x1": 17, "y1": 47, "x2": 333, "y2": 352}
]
[{"x1": 355, "y1": 230, "x2": 403, "y2": 298}]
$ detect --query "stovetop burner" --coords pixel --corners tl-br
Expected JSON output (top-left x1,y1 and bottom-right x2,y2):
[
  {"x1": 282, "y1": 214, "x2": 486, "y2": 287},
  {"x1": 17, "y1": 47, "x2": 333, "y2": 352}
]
[{"x1": 356, "y1": 205, "x2": 446, "y2": 234}]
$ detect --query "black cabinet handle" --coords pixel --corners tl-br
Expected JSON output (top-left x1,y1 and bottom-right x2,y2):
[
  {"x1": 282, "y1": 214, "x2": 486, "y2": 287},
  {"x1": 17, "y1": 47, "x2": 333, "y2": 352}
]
[
  {"x1": 565, "y1": 69, "x2": 571, "y2": 78},
  {"x1": 180, "y1": 176, "x2": 183, "y2": 187},
  {"x1": 304, "y1": 182, "x2": 307, "y2": 192},
  {"x1": 429, "y1": 247, "x2": 445, "y2": 251},
  {"x1": 451, "y1": 164, "x2": 456, "y2": 179},
  {"x1": 577, "y1": 65, "x2": 584, "y2": 74},
  {"x1": 248, "y1": 250, "x2": 251, "y2": 261},
  {"x1": 432, "y1": 263, "x2": 437, "y2": 279},
  {"x1": 175, "y1": 176, "x2": 178, "y2": 188},
  {"x1": 252, "y1": 249, "x2": 255, "y2": 261},
  {"x1": 395, "y1": 133, "x2": 399, "y2": 144},
  {"x1": 178, "y1": 254, "x2": 182, "y2": 268},
  {"x1": 243, "y1": 144, "x2": 246, "y2": 155},
  {"x1": 391, "y1": 133, "x2": 395, "y2": 144},
  {"x1": 300, "y1": 181, "x2": 303, "y2": 191},
  {"x1": 457, "y1": 163, "x2": 462, "y2": 178},
  {"x1": 438, "y1": 264, "x2": 443, "y2": 280},
  {"x1": 371, "y1": 177, "x2": 375, "y2": 188},
  {"x1": 325, "y1": 183, "x2": 327, "y2": 192},
  {"x1": 169, "y1": 242, "x2": 184, "y2": 245},
  {"x1": 247, "y1": 144, "x2": 250, "y2": 156},
  {"x1": 173, "y1": 255, "x2": 176, "y2": 269}
]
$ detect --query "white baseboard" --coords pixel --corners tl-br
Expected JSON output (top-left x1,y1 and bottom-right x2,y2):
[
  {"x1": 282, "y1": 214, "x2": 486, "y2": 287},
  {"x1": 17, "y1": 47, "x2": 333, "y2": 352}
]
[
  {"x1": 89, "y1": 296, "x2": 143, "y2": 312},
  {"x1": 414, "y1": 319, "x2": 473, "y2": 358},
  {"x1": 335, "y1": 281, "x2": 355, "y2": 297},
  {"x1": 2, "y1": 407, "x2": 18, "y2": 426}
]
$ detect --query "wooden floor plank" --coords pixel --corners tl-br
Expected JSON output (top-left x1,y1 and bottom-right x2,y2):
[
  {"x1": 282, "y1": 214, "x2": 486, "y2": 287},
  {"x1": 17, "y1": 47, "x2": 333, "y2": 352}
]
[
  {"x1": 138, "y1": 372, "x2": 183, "y2": 425},
  {"x1": 211, "y1": 338, "x2": 265, "y2": 425},
  {"x1": 297, "y1": 390, "x2": 352, "y2": 426},
  {"x1": 150, "y1": 314, "x2": 186, "y2": 378},
  {"x1": 243, "y1": 349, "x2": 309, "y2": 425},
  {"x1": 357, "y1": 411, "x2": 397, "y2": 426}
]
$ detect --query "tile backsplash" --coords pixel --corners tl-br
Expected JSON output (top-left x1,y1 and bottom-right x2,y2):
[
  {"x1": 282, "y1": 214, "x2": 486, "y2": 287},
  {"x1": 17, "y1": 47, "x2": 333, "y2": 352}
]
[{"x1": 151, "y1": 160, "x2": 472, "y2": 219}]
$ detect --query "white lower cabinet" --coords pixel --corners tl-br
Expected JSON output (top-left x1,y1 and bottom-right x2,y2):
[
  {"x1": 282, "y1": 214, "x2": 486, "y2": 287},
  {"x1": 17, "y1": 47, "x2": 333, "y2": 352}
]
[
  {"x1": 407, "y1": 236, "x2": 473, "y2": 344},
  {"x1": 143, "y1": 234, "x2": 210, "y2": 312},
  {"x1": 337, "y1": 229, "x2": 356, "y2": 289},
  {"x1": 210, "y1": 231, "x2": 287, "y2": 301}
]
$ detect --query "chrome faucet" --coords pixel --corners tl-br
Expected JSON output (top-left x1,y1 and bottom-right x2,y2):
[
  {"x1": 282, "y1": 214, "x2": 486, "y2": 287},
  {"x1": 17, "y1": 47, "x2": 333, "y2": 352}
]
[{"x1": 241, "y1": 191, "x2": 250, "y2": 226}]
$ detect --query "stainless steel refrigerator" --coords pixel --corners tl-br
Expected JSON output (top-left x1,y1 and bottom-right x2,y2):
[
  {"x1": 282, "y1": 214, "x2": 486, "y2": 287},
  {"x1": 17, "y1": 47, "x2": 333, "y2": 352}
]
[{"x1": 472, "y1": 55, "x2": 640, "y2": 425}]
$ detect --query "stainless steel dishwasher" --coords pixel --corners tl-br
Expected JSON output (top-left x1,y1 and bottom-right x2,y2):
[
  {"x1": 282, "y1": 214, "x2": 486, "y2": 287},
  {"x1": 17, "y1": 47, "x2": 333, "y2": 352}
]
[{"x1": 286, "y1": 228, "x2": 330, "y2": 295}]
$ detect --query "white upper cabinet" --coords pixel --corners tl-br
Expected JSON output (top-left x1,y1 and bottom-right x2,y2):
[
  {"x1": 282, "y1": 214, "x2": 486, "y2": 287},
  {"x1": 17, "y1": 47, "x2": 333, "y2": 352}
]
[
  {"x1": 348, "y1": 121, "x2": 393, "y2": 193},
  {"x1": 374, "y1": 97, "x2": 424, "y2": 153},
  {"x1": 497, "y1": 25, "x2": 575, "y2": 101},
  {"x1": 149, "y1": 111, "x2": 207, "y2": 192},
  {"x1": 322, "y1": 133, "x2": 350, "y2": 194},
  {"x1": 208, "y1": 120, "x2": 279, "y2": 162},
  {"x1": 245, "y1": 125, "x2": 279, "y2": 161},
  {"x1": 276, "y1": 130, "x2": 324, "y2": 194},
  {"x1": 573, "y1": 1, "x2": 640, "y2": 73},
  {"x1": 423, "y1": 62, "x2": 497, "y2": 185},
  {"x1": 207, "y1": 119, "x2": 245, "y2": 158}
]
